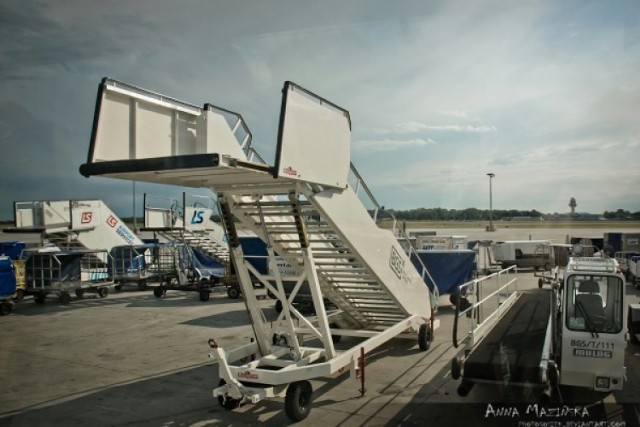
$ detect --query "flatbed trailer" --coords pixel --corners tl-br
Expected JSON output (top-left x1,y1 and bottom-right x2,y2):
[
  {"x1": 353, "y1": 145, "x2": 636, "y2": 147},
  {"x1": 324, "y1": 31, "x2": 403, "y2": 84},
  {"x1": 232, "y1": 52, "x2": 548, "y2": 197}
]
[
  {"x1": 455, "y1": 288, "x2": 551, "y2": 395},
  {"x1": 452, "y1": 256, "x2": 627, "y2": 400}
]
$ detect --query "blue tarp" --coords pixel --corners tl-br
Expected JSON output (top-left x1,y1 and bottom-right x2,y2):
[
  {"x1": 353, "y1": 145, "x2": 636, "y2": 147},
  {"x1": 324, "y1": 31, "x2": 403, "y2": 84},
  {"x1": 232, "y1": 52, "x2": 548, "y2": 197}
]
[
  {"x1": 411, "y1": 249, "x2": 476, "y2": 295},
  {"x1": 238, "y1": 236, "x2": 269, "y2": 275},
  {"x1": 0, "y1": 257, "x2": 16, "y2": 298},
  {"x1": 191, "y1": 248, "x2": 225, "y2": 278},
  {"x1": 0, "y1": 241, "x2": 26, "y2": 260}
]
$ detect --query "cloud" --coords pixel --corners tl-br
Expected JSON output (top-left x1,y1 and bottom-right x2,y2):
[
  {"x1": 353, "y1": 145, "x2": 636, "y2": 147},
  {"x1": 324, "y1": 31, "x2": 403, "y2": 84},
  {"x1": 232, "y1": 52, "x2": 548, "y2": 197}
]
[
  {"x1": 353, "y1": 137, "x2": 436, "y2": 152},
  {"x1": 370, "y1": 121, "x2": 496, "y2": 135}
]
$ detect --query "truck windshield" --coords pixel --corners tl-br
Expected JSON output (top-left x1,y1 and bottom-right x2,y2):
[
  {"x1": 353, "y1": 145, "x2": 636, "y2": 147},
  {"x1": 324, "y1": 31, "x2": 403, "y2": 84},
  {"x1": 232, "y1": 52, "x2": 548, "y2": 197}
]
[{"x1": 566, "y1": 274, "x2": 624, "y2": 334}]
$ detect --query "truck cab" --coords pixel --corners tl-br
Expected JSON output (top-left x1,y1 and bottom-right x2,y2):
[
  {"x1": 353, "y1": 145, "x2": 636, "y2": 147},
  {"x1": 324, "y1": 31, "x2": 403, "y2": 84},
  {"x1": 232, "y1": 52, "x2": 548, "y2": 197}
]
[{"x1": 558, "y1": 256, "x2": 626, "y2": 391}]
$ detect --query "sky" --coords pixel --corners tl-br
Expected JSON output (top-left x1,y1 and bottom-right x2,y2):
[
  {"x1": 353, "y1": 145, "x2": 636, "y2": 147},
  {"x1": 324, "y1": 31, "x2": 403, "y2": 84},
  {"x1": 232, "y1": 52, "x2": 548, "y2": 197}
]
[{"x1": 0, "y1": 0, "x2": 639, "y2": 221}]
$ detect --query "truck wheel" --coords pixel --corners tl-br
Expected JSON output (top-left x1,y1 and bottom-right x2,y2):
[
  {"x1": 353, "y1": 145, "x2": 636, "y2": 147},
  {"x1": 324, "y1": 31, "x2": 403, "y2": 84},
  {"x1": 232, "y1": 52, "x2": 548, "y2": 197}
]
[
  {"x1": 199, "y1": 290, "x2": 210, "y2": 302},
  {"x1": 15, "y1": 289, "x2": 25, "y2": 300},
  {"x1": 0, "y1": 301, "x2": 12, "y2": 316},
  {"x1": 138, "y1": 280, "x2": 147, "y2": 291},
  {"x1": 34, "y1": 293, "x2": 46, "y2": 304},
  {"x1": 217, "y1": 379, "x2": 240, "y2": 409},
  {"x1": 538, "y1": 278, "x2": 544, "y2": 289},
  {"x1": 98, "y1": 287, "x2": 109, "y2": 298},
  {"x1": 418, "y1": 323, "x2": 431, "y2": 351},
  {"x1": 153, "y1": 287, "x2": 164, "y2": 298},
  {"x1": 114, "y1": 284, "x2": 123, "y2": 291},
  {"x1": 227, "y1": 286, "x2": 240, "y2": 299},
  {"x1": 59, "y1": 291, "x2": 71, "y2": 305},
  {"x1": 75, "y1": 288, "x2": 85, "y2": 299},
  {"x1": 285, "y1": 380, "x2": 313, "y2": 422},
  {"x1": 451, "y1": 357, "x2": 461, "y2": 380}
]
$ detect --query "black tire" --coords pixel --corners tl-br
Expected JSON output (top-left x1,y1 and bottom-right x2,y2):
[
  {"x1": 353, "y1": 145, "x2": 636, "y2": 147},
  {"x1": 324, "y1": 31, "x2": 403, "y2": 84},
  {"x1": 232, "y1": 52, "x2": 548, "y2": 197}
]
[
  {"x1": 449, "y1": 293, "x2": 460, "y2": 307},
  {"x1": 153, "y1": 287, "x2": 164, "y2": 298},
  {"x1": 284, "y1": 380, "x2": 313, "y2": 422},
  {"x1": 227, "y1": 286, "x2": 240, "y2": 299},
  {"x1": 98, "y1": 287, "x2": 109, "y2": 298},
  {"x1": 330, "y1": 323, "x2": 341, "y2": 344},
  {"x1": 199, "y1": 290, "x2": 210, "y2": 302},
  {"x1": 59, "y1": 291, "x2": 71, "y2": 305},
  {"x1": 538, "y1": 278, "x2": 544, "y2": 289},
  {"x1": 138, "y1": 280, "x2": 147, "y2": 291},
  {"x1": 114, "y1": 284, "x2": 123, "y2": 292},
  {"x1": 450, "y1": 357, "x2": 461, "y2": 380},
  {"x1": 418, "y1": 323, "x2": 431, "y2": 351},
  {"x1": 275, "y1": 299, "x2": 283, "y2": 314},
  {"x1": 217, "y1": 379, "x2": 240, "y2": 410},
  {"x1": 0, "y1": 301, "x2": 11, "y2": 316},
  {"x1": 75, "y1": 288, "x2": 85, "y2": 299},
  {"x1": 34, "y1": 293, "x2": 46, "y2": 304}
]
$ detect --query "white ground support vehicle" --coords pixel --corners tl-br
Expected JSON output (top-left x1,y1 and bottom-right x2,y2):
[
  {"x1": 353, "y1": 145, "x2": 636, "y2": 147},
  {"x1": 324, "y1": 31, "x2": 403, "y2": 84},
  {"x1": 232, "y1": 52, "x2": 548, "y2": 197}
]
[
  {"x1": 626, "y1": 254, "x2": 640, "y2": 287},
  {"x1": 451, "y1": 254, "x2": 626, "y2": 399},
  {"x1": 79, "y1": 78, "x2": 439, "y2": 421}
]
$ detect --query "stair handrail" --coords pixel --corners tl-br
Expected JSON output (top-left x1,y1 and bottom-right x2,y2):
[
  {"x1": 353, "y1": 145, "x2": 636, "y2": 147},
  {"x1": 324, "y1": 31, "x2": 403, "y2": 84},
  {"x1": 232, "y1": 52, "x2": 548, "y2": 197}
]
[{"x1": 348, "y1": 163, "x2": 440, "y2": 307}]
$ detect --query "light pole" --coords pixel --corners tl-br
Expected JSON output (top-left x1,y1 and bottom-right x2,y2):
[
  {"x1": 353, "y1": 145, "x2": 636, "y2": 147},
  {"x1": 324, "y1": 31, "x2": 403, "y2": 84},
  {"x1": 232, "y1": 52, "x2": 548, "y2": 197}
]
[
  {"x1": 133, "y1": 181, "x2": 137, "y2": 233},
  {"x1": 487, "y1": 173, "x2": 495, "y2": 232}
]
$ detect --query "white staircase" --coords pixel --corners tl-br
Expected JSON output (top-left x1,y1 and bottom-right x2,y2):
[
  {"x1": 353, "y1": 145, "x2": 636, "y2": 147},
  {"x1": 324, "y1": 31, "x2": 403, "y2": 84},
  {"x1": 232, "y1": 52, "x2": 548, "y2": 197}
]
[
  {"x1": 7, "y1": 199, "x2": 143, "y2": 251},
  {"x1": 79, "y1": 78, "x2": 438, "y2": 421},
  {"x1": 143, "y1": 194, "x2": 230, "y2": 265}
]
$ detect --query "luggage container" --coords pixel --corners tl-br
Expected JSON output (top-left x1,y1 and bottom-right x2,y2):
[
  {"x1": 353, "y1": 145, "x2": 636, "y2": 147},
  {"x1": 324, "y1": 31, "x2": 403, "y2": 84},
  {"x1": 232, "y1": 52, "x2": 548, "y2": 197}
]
[
  {"x1": 0, "y1": 256, "x2": 17, "y2": 315},
  {"x1": 491, "y1": 240, "x2": 552, "y2": 270},
  {"x1": 111, "y1": 242, "x2": 223, "y2": 301},
  {"x1": 24, "y1": 249, "x2": 112, "y2": 305}
]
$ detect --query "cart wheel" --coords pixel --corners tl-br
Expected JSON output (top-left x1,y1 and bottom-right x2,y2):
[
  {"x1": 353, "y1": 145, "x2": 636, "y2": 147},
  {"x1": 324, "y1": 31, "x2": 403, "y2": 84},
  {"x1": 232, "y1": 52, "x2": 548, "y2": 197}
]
[
  {"x1": 538, "y1": 278, "x2": 544, "y2": 289},
  {"x1": 285, "y1": 380, "x2": 313, "y2": 422},
  {"x1": 199, "y1": 290, "x2": 210, "y2": 302},
  {"x1": 0, "y1": 301, "x2": 12, "y2": 316},
  {"x1": 217, "y1": 379, "x2": 240, "y2": 409},
  {"x1": 59, "y1": 292, "x2": 71, "y2": 305},
  {"x1": 274, "y1": 299, "x2": 283, "y2": 314},
  {"x1": 153, "y1": 287, "x2": 164, "y2": 298},
  {"x1": 98, "y1": 287, "x2": 109, "y2": 298},
  {"x1": 75, "y1": 288, "x2": 85, "y2": 299},
  {"x1": 543, "y1": 263, "x2": 551, "y2": 271},
  {"x1": 114, "y1": 284, "x2": 123, "y2": 291},
  {"x1": 227, "y1": 286, "x2": 240, "y2": 299},
  {"x1": 418, "y1": 323, "x2": 431, "y2": 351},
  {"x1": 330, "y1": 323, "x2": 341, "y2": 344},
  {"x1": 34, "y1": 293, "x2": 46, "y2": 304},
  {"x1": 15, "y1": 289, "x2": 25, "y2": 300},
  {"x1": 138, "y1": 280, "x2": 147, "y2": 291},
  {"x1": 451, "y1": 357, "x2": 462, "y2": 380}
]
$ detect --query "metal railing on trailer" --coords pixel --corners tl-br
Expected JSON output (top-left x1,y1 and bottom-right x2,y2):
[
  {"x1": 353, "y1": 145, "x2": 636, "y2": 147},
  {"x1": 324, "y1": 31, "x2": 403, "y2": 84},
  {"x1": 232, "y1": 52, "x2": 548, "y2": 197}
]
[{"x1": 24, "y1": 249, "x2": 112, "y2": 305}]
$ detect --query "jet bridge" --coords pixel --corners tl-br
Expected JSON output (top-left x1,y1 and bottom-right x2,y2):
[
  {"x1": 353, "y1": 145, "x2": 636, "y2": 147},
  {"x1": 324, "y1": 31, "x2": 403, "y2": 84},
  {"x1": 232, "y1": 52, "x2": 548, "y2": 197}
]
[{"x1": 79, "y1": 78, "x2": 439, "y2": 421}]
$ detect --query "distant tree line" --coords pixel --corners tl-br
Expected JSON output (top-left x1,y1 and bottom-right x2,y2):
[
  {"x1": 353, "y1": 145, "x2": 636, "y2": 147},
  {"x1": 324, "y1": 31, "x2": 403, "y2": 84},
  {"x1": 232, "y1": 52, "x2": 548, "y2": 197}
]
[
  {"x1": 386, "y1": 208, "x2": 544, "y2": 221},
  {"x1": 603, "y1": 209, "x2": 640, "y2": 220}
]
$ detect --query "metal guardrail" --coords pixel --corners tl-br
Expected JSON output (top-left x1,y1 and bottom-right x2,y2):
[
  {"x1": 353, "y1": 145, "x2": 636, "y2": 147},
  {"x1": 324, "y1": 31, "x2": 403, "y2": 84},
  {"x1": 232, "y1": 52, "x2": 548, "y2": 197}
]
[{"x1": 452, "y1": 266, "x2": 518, "y2": 348}]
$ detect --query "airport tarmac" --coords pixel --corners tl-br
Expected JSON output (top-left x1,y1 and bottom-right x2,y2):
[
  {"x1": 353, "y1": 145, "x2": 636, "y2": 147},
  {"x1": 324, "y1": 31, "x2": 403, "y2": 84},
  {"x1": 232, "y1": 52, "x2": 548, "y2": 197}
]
[{"x1": 1, "y1": 227, "x2": 640, "y2": 426}]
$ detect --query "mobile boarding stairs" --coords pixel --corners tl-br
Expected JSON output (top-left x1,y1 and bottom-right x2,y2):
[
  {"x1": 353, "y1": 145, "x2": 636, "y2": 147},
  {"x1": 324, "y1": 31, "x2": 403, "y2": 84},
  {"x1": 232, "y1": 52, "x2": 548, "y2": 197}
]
[
  {"x1": 142, "y1": 192, "x2": 229, "y2": 271},
  {"x1": 4, "y1": 199, "x2": 143, "y2": 251},
  {"x1": 79, "y1": 78, "x2": 439, "y2": 421}
]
